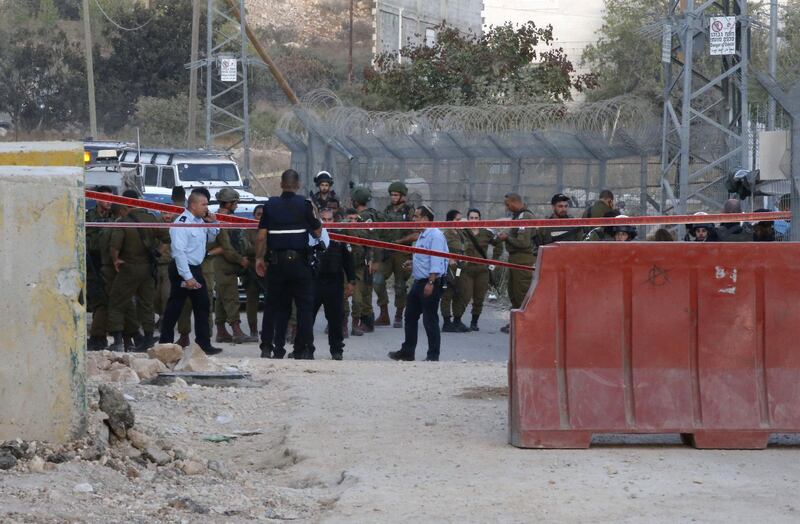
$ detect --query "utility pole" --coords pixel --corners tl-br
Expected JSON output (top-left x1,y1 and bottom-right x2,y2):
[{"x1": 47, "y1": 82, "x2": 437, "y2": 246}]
[
  {"x1": 188, "y1": 0, "x2": 201, "y2": 147},
  {"x1": 82, "y1": 0, "x2": 98, "y2": 138},
  {"x1": 348, "y1": 0, "x2": 354, "y2": 84},
  {"x1": 768, "y1": 0, "x2": 778, "y2": 131}
]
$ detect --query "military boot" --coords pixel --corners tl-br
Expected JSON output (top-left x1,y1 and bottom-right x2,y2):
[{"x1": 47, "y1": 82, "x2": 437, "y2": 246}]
[
  {"x1": 362, "y1": 314, "x2": 375, "y2": 333},
  {"x1": 87, "y1": 336, "x2": 107, "y2": 351},
  {"x1": 470, "y1": 315, "x2": 480, "y2": 332},
  {"x1": 176, "y1": 333, "x2": 191, "y2": 348},
  {"x1": 108, "y1": 332, "x2": 124, "y2": 352},
  {"x1": 231, "y1": 322, "x2": 257, "y2": 344},
  {"x1": 134, "y1": 332, "x2": 157, "y2": 353},
  {"x1": 124, "y1": 334, "x2": 137, "y2": 352},
  {"x1": 375, "y1": 305, "x2": 390, "y2": 326},
  {"x1": 393, "y1": 307, "x2": 404, "y2": 329},
  {"x1": 249, "y1": 322, "x2": 259, "y2": 338},
  {"x1": 452, "y1": 316, "x2": 470, "y2": 333},
  {"x1": 351, "y1": 316, "x2": 364, "y2": 336},
  {"x1": 442, "y1": 316, "x2": 458, "y2": 333},
  {"x1": 215, "y1": 323, "x2": 233, "y2": 343}
]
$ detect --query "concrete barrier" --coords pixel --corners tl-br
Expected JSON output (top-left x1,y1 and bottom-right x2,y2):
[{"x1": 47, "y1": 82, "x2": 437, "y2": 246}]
[
  {"x1": 509, "y1": 242, "x2": 800, "y2": 449},
  {"x1": 0, "y1": 142, "x2": 86, "y2": 442}
]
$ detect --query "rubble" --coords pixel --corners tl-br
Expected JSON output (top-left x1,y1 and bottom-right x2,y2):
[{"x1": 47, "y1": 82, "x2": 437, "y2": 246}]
[
  {"x1": 87, "y1": 343, "x2": 220, "y2": 384},
  {"x1": 174, "y1": 344, "x2": 219, "y2": 372},
  {"x1": 0, "y1": 450, "x2": 17, "y2": 470},
  {"x1": 98, "y1": 385, "x2": 135, "y2": 439},
  {"x1": 147, "y1": 343, "x2": 184, "y2": 367},
  {"x1": 129, "y1": 358, "x2": 167, "y2": 381}
]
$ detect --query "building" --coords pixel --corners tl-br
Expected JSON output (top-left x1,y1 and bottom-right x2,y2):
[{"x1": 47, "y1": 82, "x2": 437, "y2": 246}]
[{"x1": 373, "y1": 0, "x2": 485, "y2": 58}]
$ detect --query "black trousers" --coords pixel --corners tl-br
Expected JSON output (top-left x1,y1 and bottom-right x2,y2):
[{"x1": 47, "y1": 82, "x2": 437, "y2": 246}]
[
  {"x1": 313, "y1": 276, "x2": 345, "y2": 356},
  {"x1": 158, "y1": 262, "x2": 211, "y2": 350},
  {"x1": 401, "y1": 279, "x2": 443, "y2": 360},
  {"x1": 264, "y1": 255, "x2": 315, "y2": 355}
]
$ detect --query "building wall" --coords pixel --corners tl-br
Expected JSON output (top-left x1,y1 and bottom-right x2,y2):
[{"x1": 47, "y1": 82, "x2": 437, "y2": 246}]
[
  {"x1": 374, "y1": 0, "x2": 485, "y2": 57},
  {"x1": 0, "y1": 142, "x2": 87, "y2": 443}
]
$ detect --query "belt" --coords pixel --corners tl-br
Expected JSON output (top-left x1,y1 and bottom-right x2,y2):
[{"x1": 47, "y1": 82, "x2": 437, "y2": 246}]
[{"x1": 269, "y1": 229, "x2": 307, "y2": 235}]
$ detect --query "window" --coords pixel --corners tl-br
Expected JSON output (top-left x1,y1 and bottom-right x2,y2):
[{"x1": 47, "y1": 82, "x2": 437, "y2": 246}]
[
  {"x1": 144, "y1": 166, "x2": 158, "y2": 187},
  {"x1": 160, "y1": 167, "x2": 175, "y2": 188},
  {"x1": 177, "y1": 163, "x2": 240, "y2": 183}
]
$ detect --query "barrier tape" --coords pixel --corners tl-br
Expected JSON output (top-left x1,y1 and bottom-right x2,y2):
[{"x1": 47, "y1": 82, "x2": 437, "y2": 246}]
[
  {"x1": 87, "y1": 190, "x2": 791, "y2": 230},
  {"x1": 86, "y1": 192, "x2": 532, "y2": 272}
]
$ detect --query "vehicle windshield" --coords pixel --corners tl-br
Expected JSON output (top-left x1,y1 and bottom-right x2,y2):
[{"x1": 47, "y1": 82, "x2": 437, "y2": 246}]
[{"x1": 177, "y1": 162, "x2": 240, "y2": 183}]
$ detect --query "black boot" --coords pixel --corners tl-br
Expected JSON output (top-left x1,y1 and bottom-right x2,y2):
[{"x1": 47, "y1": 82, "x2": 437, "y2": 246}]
[
  {"x1": 362, "y1": 315, "x2": 375, "y2": 333},
  {"x1": 259, "y1": 341, "x2": 273, "y2": 359},
  {"x1": 87, "y1": 336, "x2": 107, "y2": 351},
  {"x1": 442, "y1": 316, "x2": 457, "y2": 333},
  {"x1": 108, "y1": 332, "x2": 124, "y2": 352},
  {"x1": 452, "y1": 316, "x2": 470, "y2": 333},
  {"x1": 133, "y1": 332, "x2": 156, "y2": 353},
  {"x1": 470, "y1": 315, "x2": 480, "y2": 332}
]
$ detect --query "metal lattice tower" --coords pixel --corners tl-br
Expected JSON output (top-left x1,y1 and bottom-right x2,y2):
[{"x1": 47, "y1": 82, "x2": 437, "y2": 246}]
[
  {"x1": 203, "y1": 0, "x2": 251, "y2": 179},
  {"x1": 660, "y1": 0, "x2": 750, "y2": 219}
]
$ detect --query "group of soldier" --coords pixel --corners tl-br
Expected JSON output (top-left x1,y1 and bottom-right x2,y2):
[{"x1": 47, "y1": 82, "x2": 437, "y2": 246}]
[{"x1": 86, "y1": 173, "x2": 783, "y2": 358}]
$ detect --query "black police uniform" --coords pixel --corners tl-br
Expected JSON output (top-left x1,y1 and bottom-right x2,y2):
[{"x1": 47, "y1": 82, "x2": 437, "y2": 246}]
[
  {"x1": 312, "y1": 239, "x2": 356, "y2": 359},
  {"x1": 259, "y1": 191, "x2": 321, "y2": 359}
]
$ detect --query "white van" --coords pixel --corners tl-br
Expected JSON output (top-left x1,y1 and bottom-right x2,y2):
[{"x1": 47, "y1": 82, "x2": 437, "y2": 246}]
[{"x1": 118, "y1": 148, "x2": 267, "y2": 216}]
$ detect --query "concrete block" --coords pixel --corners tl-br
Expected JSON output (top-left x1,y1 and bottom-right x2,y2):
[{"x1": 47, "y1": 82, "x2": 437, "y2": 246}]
[{"x1": 0, "y1": 142, "x2": 86, "y2": 442}]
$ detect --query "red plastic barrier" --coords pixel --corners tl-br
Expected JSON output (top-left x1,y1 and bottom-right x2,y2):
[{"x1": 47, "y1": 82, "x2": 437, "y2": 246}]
[{"x1": 509, "y1": 242, "x2": 800, "y2": 449}]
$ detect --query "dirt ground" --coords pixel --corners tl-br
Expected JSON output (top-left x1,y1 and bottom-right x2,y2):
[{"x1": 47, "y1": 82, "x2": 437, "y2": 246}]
[{"x1": 3, "y1": 302, "x2": 800, "y2": 523}]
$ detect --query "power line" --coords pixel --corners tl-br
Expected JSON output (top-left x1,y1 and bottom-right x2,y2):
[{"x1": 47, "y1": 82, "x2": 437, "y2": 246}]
[{"x1": 92, "y1": 0, "x2": 153, "y2": 32}]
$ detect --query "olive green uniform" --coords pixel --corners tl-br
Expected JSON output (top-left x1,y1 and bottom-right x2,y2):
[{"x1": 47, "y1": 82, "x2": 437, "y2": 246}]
[
  {"x1": 86, "y1": 207, "x2": 114, "y2": 338},
  {"x1": 584, "y1": 227, "x2": 612, "y2": 241},
  {"x1": 374, "y1": 203, "x2": 414, "y2": 309},
  {"x1": 440, "y1": 228, "x2": 466, "y2": 319},
  {"x1": 355, "y1": 207, "x2": 381, "y2": 319},
  {"x1": 214, "y1": 227, "x2": 246, "y2": 325},
  {"x1": 202, "y1": 241, "x2": 219, "y2": 330},
  {"x1": 453, "y1": 229, "x2": 497, "y2": 318},
  {"x1": 504, "y1": 209, "x2": 538, "y2": 309},
  {"x1": 241, "y1": 228, "x2": 267, "y2": 331},
  {"x1": 107, "y1": 209, "x2": 169, "y2": 335},
  {"x1": 583, "y1": 200, "x2": 614, "y2": 219}
]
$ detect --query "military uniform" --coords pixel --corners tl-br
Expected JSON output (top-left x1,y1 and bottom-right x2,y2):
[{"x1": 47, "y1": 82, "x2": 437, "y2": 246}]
[
  {"x1": 453, "y1": 228, "x2": 497, "y2": 330},
  {"x1": 241, "y1": 227, "x2": 267, "y2": 336},
  {"x1": 584, "y1": 227, "x2": 612, "y2": 241},
  {"x1": 440, "y1": 228, "x2": 466, "y2": 330},
  {"x1": 355, "y1": 204, "x2": 382, "y2": 332},
  {"x1": 504, "y1": 209, "x2": 538, "y2": 310},
  {"x1": 86, "y1": 206, "x2": 114, "y2": 348},
  {"x1": 375, "y1": 201, "x2": 414, "y2": 326},
  {"x1": 583, "y1": 200, "x2": 614, "y2": 219},
  {"x1": 214, "y1": 225, "x2": 253, "y2": 341},
  {"x1": 107, "y1": 208, "x2": 170, "y2": 350},
  {"x1": 311, "y1": 189, "x2": 339, "y2": 211},
  {"x1": 538, "y1": 214, "x2": 584, "y2": 245}
]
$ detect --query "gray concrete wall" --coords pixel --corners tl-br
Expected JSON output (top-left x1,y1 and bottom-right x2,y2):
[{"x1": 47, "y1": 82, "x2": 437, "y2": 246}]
[
  {"x1": 374, "y1": 0, "x2": 484, "y2": 56},
  {"x1": 0, "y1": 142, "x2": 87, "y2": 443}
]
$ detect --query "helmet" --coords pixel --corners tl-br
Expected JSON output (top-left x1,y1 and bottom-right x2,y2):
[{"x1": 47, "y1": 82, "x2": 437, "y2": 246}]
[
  {"x1": 688, "y1": 212, "x2": 714, "y2": 237},
  {"x1": 388, "y1": 181, "x2": 408, "y2": 196},
  {"x1": 215, "y1": 187, "x2": 240, "y2": 203},
  {"x1": 351, "y1": 186, "x2": 372, "y2": 205},
  {"x1": 611, "y1": 215, "x2": 637, "y2": 240},
  {"x1": 314, "y1": 170, "x2": 333, "y2": 187}
]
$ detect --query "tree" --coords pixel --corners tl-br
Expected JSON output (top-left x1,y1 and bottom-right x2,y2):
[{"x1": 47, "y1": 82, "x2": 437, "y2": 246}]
[
  {"x1": 363, "y1": 22, "x2": 596, "y2": 110},
  {"x1": 0, "y1": 25, "x2": 87, "y2": 137},
  {"x1": 133, "y1": 95, "x2": 194, "y2": 148},
  {"x1": 581, "y1": 0, "x2": 669, "y2": 103}
]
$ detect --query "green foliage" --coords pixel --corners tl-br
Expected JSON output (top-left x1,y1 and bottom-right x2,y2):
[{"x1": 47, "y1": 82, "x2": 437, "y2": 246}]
[
  {"x1": 0, "y1": 24, "x2": 86, "y2": 135},
  {"x1": 363, "y1": 22, "x2": 596, "y2": 110},
  {"x1": 37, "y1": 0, "x2": 59, "y2": 28},
  {"x1": 250, "y1": 108, "x2": 280, "y2": 146},
  {"x1": 581, "y1": 0, "x2": 669, "y2": 103},
  {"x1": 132, "y1": 95, "x2": 193, "y2": 148},
  {"x1": 96, "y1": 1, "x2": 201, "y2": 132}
]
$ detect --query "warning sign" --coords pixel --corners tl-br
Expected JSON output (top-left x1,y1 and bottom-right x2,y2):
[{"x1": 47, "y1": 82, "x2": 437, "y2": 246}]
[
  {"x1": 220, "y1": 58, "x2": 238, "y2": 82},
  {"x1": 709, "y1": 16, "x2": 736, "y2": 55}
]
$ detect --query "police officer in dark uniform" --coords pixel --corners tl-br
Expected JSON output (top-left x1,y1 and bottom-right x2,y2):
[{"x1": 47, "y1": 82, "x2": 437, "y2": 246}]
[
  {"x1": 312, "y1": 208, "x2": 356, "y2": 360},
  {"x1": 256, "y1": 169, "x2": 322, "y2": 360}
]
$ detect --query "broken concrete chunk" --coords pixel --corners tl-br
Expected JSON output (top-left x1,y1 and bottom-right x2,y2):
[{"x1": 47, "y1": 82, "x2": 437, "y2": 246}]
[
  {"x1": 126, "y1": 429, "x2": 151, "y2": 451},
  {"x1": 130, "y1": 358, "x2": 168, "y2": 381},
  {"x1": 173, "y1": 344, "x2": 219, "y2": 373},
  {"x1": 143, "y1": 446, "x2": 171, "y2": 466},
  {"x1": 98, "y1": 385, "x2": 135, "y2": 439},
  {"x1": 147, "y1": 343, "x2": 184, "y2": 367}
]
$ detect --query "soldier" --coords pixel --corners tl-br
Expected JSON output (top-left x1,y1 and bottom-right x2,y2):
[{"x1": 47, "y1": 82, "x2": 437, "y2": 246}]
[
  {"x1": 312, "y1": 208, "x2": 356, "y2": 360},
  {"x1": 716, "y1": 199, "x2": 754, "y2": 241},
  {"x1": 583, "y1": 189, "x2": 615, "y2": 218},
  {"x1": 342, "y1": 207, "x2": 366, "y2": 336},
  {"x1": 752, "y1": 209, "x2": 776, "y2": 242},
  {"x1": 441, "y1": 210, "x2": 468, "y2": 333},
  {"x1": 540, "y1": 193, "x2": 584, "y2": 244},
  {"x1": 375, "y1": 181, "x2": 416, "y2": 328},
  {"x1": 610, "y1": 217, "x2": 638, "y2": 241},
  {"x1": 687, "y1": 212, "x2": 717, "y2": 242},
  {"x1": 155, "y1": 186, "x2": 193, "y2": 347},
  {"x1": 213, "y1": 188, "x2": 257, "y2": 344},
  {"x1": 86, "y1": 186, "x2": 115, "y2": 351},
  {"x1": 495, "y1": 193, "x2": 538, "y2": 334},
  {"x1": 584, "y1": 210, "x2": 621, "y2": 241},
  {"x1": 242, "y1": 204, "x2": 268, "y2": 338},
  {"x1": 351, "y1": 186, "x2": 382, "y2": 334},
  {"x1": 107, "y1": 190, "x2": 170, "y2": 352},
  {"x1": 453, "y1": 208, "x2": 499, "y2": 332},
  {"x1": 310, "y1": 170, "x2": 339, "y2": 210}
]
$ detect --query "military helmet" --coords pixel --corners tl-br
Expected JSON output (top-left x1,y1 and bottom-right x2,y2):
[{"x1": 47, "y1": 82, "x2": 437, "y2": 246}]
[
  {"x1": 314, "y1": 170, "x2": 333, "y2": 187},
  {"x1": 688, "y1": 212, "x2": 714, "y2": 237},
  {"x1": 611, "y1": 215, "x2": 637, "y2": 240},
  {"x1": 388, "y1": 181, "x2": 408, "y2": 196},
  {"x1": 215, "y1": 187, "x2": 240, "y2": 203},
  {"x1": 351, "y1": 186, "x2": 372, "y2": 205}
]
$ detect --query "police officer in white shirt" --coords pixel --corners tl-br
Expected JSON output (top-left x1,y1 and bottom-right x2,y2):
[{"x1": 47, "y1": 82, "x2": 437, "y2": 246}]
[{"x1": 157, "y1": 189, "x2": 223, "y2": 355}]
